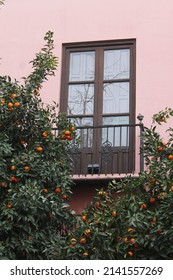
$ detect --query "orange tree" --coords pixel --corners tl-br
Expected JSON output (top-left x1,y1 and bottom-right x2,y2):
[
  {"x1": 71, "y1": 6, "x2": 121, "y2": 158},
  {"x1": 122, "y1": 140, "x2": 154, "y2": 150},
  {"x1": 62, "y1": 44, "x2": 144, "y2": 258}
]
[
  {"x1": 64, "y1": 108, "x2": 173, "y2": 260},
  {"x1": 0, "y1": 31, "x2": 76, "y2": 259}
]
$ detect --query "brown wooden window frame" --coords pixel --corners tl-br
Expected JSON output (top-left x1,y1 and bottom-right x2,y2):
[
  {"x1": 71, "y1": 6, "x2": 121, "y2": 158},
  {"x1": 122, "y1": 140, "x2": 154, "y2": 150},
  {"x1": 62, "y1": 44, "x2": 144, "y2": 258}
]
[{"x1": 60, "y1": 39, "x2": 136, "y2": 175}]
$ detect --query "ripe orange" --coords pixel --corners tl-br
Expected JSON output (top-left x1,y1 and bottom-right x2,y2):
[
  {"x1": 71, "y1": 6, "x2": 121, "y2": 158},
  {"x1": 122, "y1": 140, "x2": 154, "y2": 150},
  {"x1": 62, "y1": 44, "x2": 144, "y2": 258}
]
[
  {"x1": 34, "y1": 89, "x2": 40, "y2": 95},
  {"x1": 10, "y1": 176, "x2": 18, "y2": 183},
  {"x1": 42, "y1": 131, "x2": 48, "y2": 137},
  {"x1": 1, "y1": 98, "x2": 5, "y2": 105},
  {"x1": 66, "y1": 135, "x2": 72, "y2": 140},
  {"x1": 160, "y1": 116, "x2": 165, "y2": 122},
  {"x1": 151, "y1": 217, "x2": 157, "y2": 223},
  {"x1": 70, "y1": 238, "x2": 77, "y2": 245},
  {"x1": 85, "y1": 229, "x2": 91, "y2": 237},
  {"x1": 55, "y1": 187, "x2": 61, "y2": 194},
  {"x1": 1, "y1": 182, "x2": 6, "y2": 187},
  {"x1": 62, "y1": 194, "x2": 67, "y2": 200},
  {"x1": 24, "y1": 166, "x2": 30, "y2": 171},
  {"x1": 43, "y1": 188, "x2": 49, "y2": 194},
  {"x1": 7, "y1": 203, "x2": 12, "y2": 209},
  {"x1": 81, "y1": 215, "x2": 87, "y2": 221},
  {"x1": 70, "y1": 126, "x2": 76, "y2": 131},
  {"x1": 128, "y1": 251, "x2": 133, "y2": 257},
  {"x1": 64, "y1": 130, "x2": 71, "y2": 136},
  {"x1": 169, "y1": 186, "x2": 173, "y2": 192},
  {"x1": 36, "y1": 146, "x2": 43, "y2": 152},
  {"x1": 11, "y1": 93, "x2": 17, "y2": 98},
  {"x1": 14, "y1": 101, "x2": 20, "y2": 107},
  {"x1": 21, "y1": 140, "x2": 26, "y2": 145},
  {"x1": 150, "y1": 197, "x2": 156, "y2": 204},
  {"x1": 127, "y1": 228, "x2": 133, "y2": 233},
  {"x1": 95, "y1": 201, "x2": 101, "y2": 208},
  {"x1": 157, "y1": 146, "x2": 163, "y2": 152},
  {"x1": 83, "y1": 252, "x2": 89, "y2": 257},
  {"x1": 111, "y1": 211, "x2": 117, "y2": 217},
  {"x1": 168, "y1": 154, "x2": 173, "y2": 160},
  {"x1": 140, "y1": 203, "x2": 147, "y2": 209},
  {"x1": 8, "y1": 102, "x2": 13, "y2": 108},
  {"x1": 80, "y1": 237, "x2": 86, "y2": 244},
  {"x1": 10, "y1": 165, "x2": 15, "y2": 171},
  {"x1": 130, "y1": 238, "x2": 135, "y2": 243},
  {"x1": 124, "y1": 237, "x2": 128, "y2": 243}
]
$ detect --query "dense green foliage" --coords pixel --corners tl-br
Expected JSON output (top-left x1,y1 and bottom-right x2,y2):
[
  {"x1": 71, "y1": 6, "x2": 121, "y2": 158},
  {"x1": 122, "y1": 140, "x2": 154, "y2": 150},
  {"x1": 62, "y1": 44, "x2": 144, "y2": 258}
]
[
  {"x1": 0, "y1": 32, "x2": 76, "y2": 259},
  {"x1": 64, "y1": 108, "x2": 173, "y2": 259}
]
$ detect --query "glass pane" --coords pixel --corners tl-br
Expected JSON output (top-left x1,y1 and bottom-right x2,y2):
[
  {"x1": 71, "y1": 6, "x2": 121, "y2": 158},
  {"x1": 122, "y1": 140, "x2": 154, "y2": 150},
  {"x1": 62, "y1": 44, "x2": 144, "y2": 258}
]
[
  {"x1": 68, "y1": 84, "x2": 94, "y2": 115},
  {"x1": 69, "y1": 52, "x2": 95, "y2": 81},
  {"x1": 104, "y1": 49, "x2": 130, "y2": 80},
  {"x1": 103, "y1": 82, "x2": 129, "y2": 114},
  {"x1": 69, "y1": 117, "x2": 93, "y2": 148},
  {"x1": 102, "y1": 116, "x2": 129, "y2": 147}
]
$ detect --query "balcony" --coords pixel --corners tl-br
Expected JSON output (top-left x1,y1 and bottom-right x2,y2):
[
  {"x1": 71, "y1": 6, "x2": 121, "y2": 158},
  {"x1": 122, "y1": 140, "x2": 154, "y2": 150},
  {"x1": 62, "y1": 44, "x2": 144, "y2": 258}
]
[{"x1": 54, "y1": 116, "x2": 144, "y2": 179}]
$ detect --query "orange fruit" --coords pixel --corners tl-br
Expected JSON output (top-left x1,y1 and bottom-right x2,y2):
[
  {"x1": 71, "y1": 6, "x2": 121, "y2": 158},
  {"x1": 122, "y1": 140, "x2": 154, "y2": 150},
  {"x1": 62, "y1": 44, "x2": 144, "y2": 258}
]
[
  {"x1": 95, "y1": 201, "x2": 101, "y2": 208},
  {"x1": 130, "y1": 238, "x2": 135, "y2": 243},
  {"x1": 64, "y1": 130, "x2": 71, "y2": 136},
  {"x1": 150, "y1": 197, "x2": 156, "y2": 204},
  {"x1": 43, "y1": 188, "x2": 49, "y2": 194},
  {"x1": 8, "y1": 102, "x2": 13, "y2": 108},
  {"x1": 7, "y1": 203, "x2": 12, "y2": 209},
  {"x1": 42, "y1": 131, "x2": 48, "y2": 137},
  {"x1": 70, "y1": 126, "x2": 76, "y2": 131},
  {"x1": 157, "y1": 146, "x2": 163, "y2": 152},
  {"x1": 55, "y1": 187, "x2": 61, "y2": 193},
  {"x1": 11, "y1": 93, "x2": 17, "y2": 98},
  {"x1": 127, "y1": 228, "x2": 133, "y2": 233},
  {"x1": 83, "y1": 252, "x2": 89, "y2": 257},
  {"x1": 168, "y1": 154, "x2": 173, "y2": 160},
  {"x1": 140, "y1": 203, "x2": 147, "y2": 209},
  {"x1": 66, "y1": 135, "x2": 72, "y2": 140},
  {"x1": 24, "y1": 166, "x2": 30, "y2": 171},
  {"x1": 34, "y1": 89, "x2": 40, "y2": 95},
  {"x1": 128, "y1": 251, "x2": 133, "y2": 257},
  {"x1": 1, "y1": 182, "x2": 6, "y2": 187},
  {"x1": 80, "y1": 237, "x2": 86, "y2": 244},
  {"x1": 124, "y1": 237, "x2": 128, "y2": 243},
  {"x1": 169, "y1": 186, "x2": 173, "y2": 191},
  {"x1": 111, "y1": 211, "x2": 117, "y2": 217},
  {"x1": 85, "y1": 229, "x2": 91, "y2": 237},
  {"x1": 1, "y1": 98, "x2": 5, "y2": 105},
  {"x1": 10, "y1": 176, "x2": 18, "y2": 183},
  {"x1": 36, "y1": 146, "x2": 43, "y2": 152},
  {"x1": 62, "y1": 194, "x2": 67, "y2": 200},
  {"x1": 149, "y1": 178, "x2": 156, "y2": 185},
  {"x1": 14, "y1": 101, "x2": 20, "y2": 107},
  {"x1": 160, "y1": 116, "x2": 165, "y2": 122},
  {"x1": 10, "y1": 165, "x2": 15, "y2": 171},
  {"x1": 70, "y1": 238, "x2": 77, "y2": 245},
  {"x1": 81, "y1": 215, "x2": 87, "y2": 221}
]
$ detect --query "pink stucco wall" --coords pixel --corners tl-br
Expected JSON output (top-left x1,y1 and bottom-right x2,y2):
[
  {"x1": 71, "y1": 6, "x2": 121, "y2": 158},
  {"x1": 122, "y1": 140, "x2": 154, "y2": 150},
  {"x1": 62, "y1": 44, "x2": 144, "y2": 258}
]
[{"x1": 0, "y1": 0, "x2": 173, "y2": 129}]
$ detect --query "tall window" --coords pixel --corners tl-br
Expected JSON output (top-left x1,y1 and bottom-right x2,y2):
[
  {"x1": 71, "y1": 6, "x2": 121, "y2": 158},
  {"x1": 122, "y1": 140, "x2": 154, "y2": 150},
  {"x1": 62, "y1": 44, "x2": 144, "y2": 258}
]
[{"x1": 60, "y1": 39, "x2": 136, "y2": 174}]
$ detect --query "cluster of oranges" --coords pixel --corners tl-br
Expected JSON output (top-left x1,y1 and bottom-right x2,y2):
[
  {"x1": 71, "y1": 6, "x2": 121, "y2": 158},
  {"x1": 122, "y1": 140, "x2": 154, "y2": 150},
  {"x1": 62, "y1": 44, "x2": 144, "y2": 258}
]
[
  {"x1": 61, "y1": 126, "x2": 76, "y2": 141},
  {"x1": 0, "y1": 93, "x2": 21, "y2": 111}
]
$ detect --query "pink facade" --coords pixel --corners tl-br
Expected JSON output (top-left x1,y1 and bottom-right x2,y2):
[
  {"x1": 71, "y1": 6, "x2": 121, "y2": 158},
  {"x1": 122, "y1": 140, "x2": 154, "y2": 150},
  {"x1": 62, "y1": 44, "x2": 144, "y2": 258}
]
[
  {"x1": 1, "y1": 0, "x2": 173, "y2": 211},
  {"x1": 1, "y1": 0, "x2": 173, "y2": 126}
]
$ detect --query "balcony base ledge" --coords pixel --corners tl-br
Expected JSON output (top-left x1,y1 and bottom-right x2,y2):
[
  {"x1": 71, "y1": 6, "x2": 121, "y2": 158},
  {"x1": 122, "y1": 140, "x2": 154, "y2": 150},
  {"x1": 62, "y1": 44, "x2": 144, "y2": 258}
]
[{"x1": 71, "y1": 173, "x2": 139, "y2": 180}]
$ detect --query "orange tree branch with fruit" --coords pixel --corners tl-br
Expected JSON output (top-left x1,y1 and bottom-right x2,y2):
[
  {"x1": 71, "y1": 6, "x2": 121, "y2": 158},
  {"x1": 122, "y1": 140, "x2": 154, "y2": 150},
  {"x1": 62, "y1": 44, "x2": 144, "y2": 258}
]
[
  {"x1": 63, "y1": 108, "x2": 173, "y2": 260},
  {"x1": 0, "y1": 31, "x2": 77, "y2": 259}
]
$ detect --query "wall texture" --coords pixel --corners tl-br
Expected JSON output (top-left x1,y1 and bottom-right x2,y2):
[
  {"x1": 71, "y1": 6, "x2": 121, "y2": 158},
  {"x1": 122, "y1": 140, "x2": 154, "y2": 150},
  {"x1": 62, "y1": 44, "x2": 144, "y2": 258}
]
[{"x1": 0, "y1": 0, "x2": 173, "y2": 128}]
